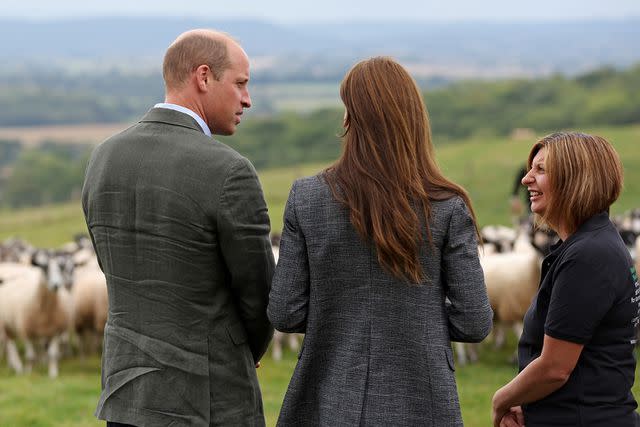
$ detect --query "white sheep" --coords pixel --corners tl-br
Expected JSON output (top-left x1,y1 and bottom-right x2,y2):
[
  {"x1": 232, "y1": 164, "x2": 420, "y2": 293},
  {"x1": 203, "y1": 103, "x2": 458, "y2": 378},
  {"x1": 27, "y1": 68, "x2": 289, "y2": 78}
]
[
  {"x1": 455, "y1": 229, "x2": 543, "y2": 366},
  {"x1": 269, "y1": 240, "x2": 303, "y2": 361},
  {"x1": 0, "y1": 237, "x2": 33, "y2": 264},
  {"x1": 481, "y1": 225, "x2": 517, "y2": 253},
  {"x1": 0, "y1": 251, "x2": 75, "y2": 378},
  {"x1": 485, "y1": 243, "x2": 540, "y2": 346},
  {"x1": 70, "y1": 258, "x2": 108, "y2": 355},
  {"x1": 635, "y1": 235, "x2": 640, "y2": 278}
]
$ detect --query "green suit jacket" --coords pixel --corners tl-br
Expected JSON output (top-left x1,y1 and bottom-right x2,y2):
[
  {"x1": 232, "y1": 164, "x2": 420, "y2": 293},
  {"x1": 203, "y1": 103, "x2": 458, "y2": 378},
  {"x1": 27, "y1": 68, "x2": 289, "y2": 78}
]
[{"x1": 82, "y1": 108, "x2": 275, "y2": 426}]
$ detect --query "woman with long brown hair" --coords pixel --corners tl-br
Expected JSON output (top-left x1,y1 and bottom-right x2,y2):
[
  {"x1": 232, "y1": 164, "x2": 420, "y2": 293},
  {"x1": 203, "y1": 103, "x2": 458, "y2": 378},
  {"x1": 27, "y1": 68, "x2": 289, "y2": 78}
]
[{"x1": 268, "y1": 56, "x2": 493, "y2": 426}]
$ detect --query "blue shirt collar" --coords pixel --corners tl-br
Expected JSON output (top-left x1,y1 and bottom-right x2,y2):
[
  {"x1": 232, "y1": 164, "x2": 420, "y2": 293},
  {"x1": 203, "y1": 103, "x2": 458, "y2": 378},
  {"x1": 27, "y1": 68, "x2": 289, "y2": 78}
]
[{"x1": 154, "y1": 103, "x2": 212, "y2": 137}]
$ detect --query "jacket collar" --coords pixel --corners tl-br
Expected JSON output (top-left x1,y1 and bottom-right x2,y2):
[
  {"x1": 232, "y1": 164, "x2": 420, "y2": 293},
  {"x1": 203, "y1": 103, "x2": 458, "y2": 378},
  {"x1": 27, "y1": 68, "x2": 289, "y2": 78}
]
[{"x1": 139, "y1": 107, "x2": 207, "y2": 135}]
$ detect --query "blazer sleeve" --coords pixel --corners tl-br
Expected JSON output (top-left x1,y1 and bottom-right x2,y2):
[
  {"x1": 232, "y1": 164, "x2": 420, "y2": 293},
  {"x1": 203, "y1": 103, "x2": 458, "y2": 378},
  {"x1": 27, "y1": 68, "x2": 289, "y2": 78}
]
[
  {"x1": 267, "y1": 180, "x2": 310, "y2": 333},
  {"x1": 218, "y1": 157, "x2": 275, "y2": 362},
  {"x1": 442, "y1": 197, "x2": 493, "y2": 343}
]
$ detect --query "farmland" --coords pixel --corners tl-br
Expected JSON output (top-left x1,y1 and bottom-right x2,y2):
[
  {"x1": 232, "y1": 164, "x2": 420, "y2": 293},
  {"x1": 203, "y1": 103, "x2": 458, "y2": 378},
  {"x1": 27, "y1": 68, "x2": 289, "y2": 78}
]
[
  {"x1": 0, "y1": 124, "x2": 639, "y2": 426},
  {"x1": 1, "y1": 124, "x2": 638, "y2": 247}
]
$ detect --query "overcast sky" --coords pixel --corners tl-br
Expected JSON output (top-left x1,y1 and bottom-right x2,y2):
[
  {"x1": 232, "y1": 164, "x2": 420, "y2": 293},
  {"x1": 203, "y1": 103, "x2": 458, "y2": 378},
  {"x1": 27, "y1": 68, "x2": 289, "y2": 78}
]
[{"x1": 4, "y1": 0, "x2": 640, "y2": 22}]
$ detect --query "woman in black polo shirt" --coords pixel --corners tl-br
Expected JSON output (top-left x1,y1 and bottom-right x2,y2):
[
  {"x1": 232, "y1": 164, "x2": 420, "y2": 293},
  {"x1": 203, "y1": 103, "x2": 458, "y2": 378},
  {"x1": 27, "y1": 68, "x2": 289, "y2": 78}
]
[{"x1": 492, "y1": 132, "x2": 639, "y2": 427}]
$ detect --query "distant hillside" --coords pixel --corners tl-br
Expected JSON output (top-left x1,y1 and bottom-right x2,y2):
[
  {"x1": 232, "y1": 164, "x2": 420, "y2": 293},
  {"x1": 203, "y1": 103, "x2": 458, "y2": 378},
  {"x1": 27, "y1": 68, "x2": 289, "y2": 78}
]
[
  {"x1": 0, "y1": 17, "x2": 639, "y2": 78},
  {"x1": 0, "y1": 62, "x2": 638, "y2": 141},
  {"x1": 2, "y1": 124, "x2": 639, "y2": 245},
  {"x1": 1, "y1": 63, "x2": 638, "y2": 211}
]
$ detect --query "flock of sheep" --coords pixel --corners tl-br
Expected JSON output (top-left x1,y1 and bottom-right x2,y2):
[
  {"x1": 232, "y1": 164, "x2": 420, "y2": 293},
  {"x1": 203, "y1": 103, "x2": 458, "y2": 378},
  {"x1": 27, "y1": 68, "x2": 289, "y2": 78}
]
[
  {"x1": 0, "y1": 209, "x2": 638, "y2": 378},
  {"x1": 0, "y1": 234, "x2": 296, "y2": 377},
  {"x1": 455, "y1": 209, "x2": 640, "y2": 365},
  {"x1": 0, "y1": 235, "x2": 106, "y2": 377}
]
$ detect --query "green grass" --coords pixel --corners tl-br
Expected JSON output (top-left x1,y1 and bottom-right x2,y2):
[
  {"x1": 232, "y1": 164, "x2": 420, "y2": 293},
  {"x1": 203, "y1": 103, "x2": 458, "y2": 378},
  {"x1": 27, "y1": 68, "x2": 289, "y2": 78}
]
[
  {"x1": 0, "y1": 203, "x2": 85, "y2": 248},
  {"x1": 1, "y1": 125, "x2": 639, "y2": 424},
  {"x1": 1, "y1": 338, "x2": 637, "y2": 426},
  {"x1": 2, "y1": 124, "x2": 639, "y2": 247},
  {"x1": 251, "y1": 82, "x2": 340, "y2": 112}
]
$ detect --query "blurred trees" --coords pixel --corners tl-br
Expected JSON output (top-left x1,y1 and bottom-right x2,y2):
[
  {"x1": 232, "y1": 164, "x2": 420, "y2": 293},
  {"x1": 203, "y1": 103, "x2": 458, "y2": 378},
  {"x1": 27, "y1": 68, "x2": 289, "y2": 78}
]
[
  {"x1": 0, "y1": 64, "x2": 639, "y2": 208},
  {"x1": 427, "y1": 64, "x2": 640, "y2": 139},
  {"x1": 222, "y1": 108, "x2": 344, "y2": 169},
  {"x1": 1, "y1": 144, "x2": 89, "y2": 208}
]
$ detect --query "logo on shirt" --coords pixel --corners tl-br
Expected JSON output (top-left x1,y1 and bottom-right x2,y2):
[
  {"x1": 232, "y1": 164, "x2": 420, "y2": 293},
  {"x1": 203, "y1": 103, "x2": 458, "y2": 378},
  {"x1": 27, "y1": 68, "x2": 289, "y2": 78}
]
[{"x1": 631, "y1": 267, "x2": 640, "y2": 344}]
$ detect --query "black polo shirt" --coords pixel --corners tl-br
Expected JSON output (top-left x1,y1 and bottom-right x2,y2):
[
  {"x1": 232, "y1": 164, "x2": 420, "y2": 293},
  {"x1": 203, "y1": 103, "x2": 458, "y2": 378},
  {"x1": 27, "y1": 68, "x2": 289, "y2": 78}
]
[{"x1": 519, "y1": 212, "x2": 638, "y2": 426}]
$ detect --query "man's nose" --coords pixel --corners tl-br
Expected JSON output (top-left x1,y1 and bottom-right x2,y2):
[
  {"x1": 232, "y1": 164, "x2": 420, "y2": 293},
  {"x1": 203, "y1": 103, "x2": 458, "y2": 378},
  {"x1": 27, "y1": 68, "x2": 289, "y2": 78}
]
[{"x1": 242, "y1": 91, "x2": 251, "y2": 108}]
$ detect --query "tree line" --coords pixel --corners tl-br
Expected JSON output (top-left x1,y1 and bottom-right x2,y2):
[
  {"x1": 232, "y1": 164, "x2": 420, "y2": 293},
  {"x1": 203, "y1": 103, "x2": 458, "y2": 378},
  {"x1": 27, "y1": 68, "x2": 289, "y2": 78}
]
[{"x1": 1, "y1": 64, "x2": 639, "y2": 208}]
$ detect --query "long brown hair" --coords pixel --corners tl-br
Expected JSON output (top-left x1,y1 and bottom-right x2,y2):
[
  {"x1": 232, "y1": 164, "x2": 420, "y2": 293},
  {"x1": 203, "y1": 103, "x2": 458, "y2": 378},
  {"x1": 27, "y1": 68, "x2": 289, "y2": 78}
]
[
  {"x1": 324, "y1": 56, "x2": 479, "y2": 284},
  {"x1": 527, "y1": 132, "x2": 623, "y2": 235}
]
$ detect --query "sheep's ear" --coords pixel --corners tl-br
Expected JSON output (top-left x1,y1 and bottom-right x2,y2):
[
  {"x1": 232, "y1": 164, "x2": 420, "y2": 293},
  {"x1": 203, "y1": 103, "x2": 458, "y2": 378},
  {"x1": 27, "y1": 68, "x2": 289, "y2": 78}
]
[
  {"x1": 72, "y1": 250, "x2": 92, "y2": 266},
  {"x1": 31, "y1": 250, "x2": 49, "y2": 268}
]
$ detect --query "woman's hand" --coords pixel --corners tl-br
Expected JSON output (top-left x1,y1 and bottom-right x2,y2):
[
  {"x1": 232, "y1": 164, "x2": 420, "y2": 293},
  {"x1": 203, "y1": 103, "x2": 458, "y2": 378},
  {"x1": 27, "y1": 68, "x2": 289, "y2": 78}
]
[
  {"x1": 500, "y1": 406, "x2": 524, "y2": 427},
  {"x1": 492, "y1": 389, "x2": 507, "y2": 427},
  {"x1": 492, "y1": 390, "x2": 524, "y2": 427},
  {"x1": 492, "y1": 335, "x2": 583, "y2": 426}
]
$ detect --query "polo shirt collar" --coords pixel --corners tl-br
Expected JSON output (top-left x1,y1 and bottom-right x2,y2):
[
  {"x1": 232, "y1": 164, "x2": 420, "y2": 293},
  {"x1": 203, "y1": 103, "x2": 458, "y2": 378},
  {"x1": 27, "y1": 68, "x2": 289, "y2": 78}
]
[{"x1": 549, "y1": 211, "x2": 610, "y2": 255}]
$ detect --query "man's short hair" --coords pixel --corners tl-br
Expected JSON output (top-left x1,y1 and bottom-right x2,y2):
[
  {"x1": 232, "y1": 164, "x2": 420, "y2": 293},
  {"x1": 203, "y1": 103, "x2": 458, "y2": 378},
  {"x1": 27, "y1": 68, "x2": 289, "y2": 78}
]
[{"x1": 162, "y1": 30, "x2": 232, "y2": 90}]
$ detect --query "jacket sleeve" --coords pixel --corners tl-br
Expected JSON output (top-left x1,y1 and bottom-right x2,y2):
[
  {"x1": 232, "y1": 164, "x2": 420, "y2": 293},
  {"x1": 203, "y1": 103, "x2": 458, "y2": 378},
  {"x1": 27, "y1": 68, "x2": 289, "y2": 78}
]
[
  {"x1": 267, "y1": 180, "x2": 310, "y2": 333},
  {"x1": 442, "y1": 197, "x2": 493, "y2": 343},
  {"x1": 218, "y1": 157, "x2": 275, "y2": 362}
]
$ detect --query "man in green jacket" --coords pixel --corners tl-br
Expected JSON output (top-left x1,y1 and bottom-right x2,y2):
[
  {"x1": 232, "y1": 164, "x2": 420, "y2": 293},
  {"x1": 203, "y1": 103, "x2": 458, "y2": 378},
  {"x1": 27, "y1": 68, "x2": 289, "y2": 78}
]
[{"x1": 82, "y1": 29, "x2": 275, "y2": 427}]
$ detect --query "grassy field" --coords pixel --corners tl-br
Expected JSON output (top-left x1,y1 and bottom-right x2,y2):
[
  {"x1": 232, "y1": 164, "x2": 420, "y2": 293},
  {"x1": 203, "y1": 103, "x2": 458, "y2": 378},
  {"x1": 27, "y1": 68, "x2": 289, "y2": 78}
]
[
  {"x1": 250, "y1": 82, "x2": 341, "y2": 113},
  {"x1": 1, "y1": 339, "x2": 637, "y2": 427},
  {"x1": 0, "y1": 124, "x2": 638, "y2": 425},
  {"x1": 0, "y1": 123, "x2": 131, "y2": 147},
  {"x1": 1, "y1": 124, "x2": 639, "y2": 247}
]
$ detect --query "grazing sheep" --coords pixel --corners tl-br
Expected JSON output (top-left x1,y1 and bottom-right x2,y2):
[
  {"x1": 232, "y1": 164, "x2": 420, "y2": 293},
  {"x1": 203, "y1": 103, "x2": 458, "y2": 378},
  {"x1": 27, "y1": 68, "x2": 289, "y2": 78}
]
[
  {"x1": 484, "y1": 240, "x2": 541, "y2": 348},
  {"x1": 0, "y1": 237, "x2": 33, "y2": 264},
  {"x1": 0, "y1": 250, "x2": 75, "y2": 378},
  {"x1": 455, "y1": 228, "x2": 544, "y2": 366},
  {"x1": 271, "y1": 330, "x2": 302, "y2": 361},
  {"x1": 269, "y1": 236, "x2": 303, "y2": 361},
  {"x1": 70, "y1": 258, "x2": 108, "y2": 355},
  {"x1": 481, "y1": 225, "x2": 517, "y2": 253},
  {"x1": 636, "y1": 235, "x2": 640, "y2": 277},
  {"x1": 452, "y1": 340, "x2": 478, "y2": 366},
  {"x1": 613, "y1": 208, "x2": 640, "y2": 249}
]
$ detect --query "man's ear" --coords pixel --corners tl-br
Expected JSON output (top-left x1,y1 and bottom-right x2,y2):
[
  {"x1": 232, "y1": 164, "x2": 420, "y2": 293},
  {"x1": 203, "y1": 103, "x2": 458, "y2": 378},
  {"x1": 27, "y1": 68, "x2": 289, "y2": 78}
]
[{"x1": 195, "y1": 64, "x2": 211, "y2": 92}]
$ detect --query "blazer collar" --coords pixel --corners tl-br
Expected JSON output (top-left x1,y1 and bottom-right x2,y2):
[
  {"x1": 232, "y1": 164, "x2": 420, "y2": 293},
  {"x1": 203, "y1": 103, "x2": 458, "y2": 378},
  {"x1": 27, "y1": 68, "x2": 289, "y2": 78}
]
[{"x1": 140, "y1": 108, "x2": 207, "y2": 135}]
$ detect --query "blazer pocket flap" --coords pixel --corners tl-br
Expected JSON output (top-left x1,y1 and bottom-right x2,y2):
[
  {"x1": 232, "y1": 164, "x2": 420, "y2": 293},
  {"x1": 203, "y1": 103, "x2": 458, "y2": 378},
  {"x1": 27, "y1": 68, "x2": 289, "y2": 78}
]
[
  {"x1": 105, "y1": 324, "x2": 208, "y2": 375},
  {"x1": 445, "y1": 346, "x2": 456, "y2": 371},
  {"x1": 96, "y1": 366, "x2": 160, "y2": 410},
  {"x1": 226, "y1": 322, "x2": 248, "y2": 345}
]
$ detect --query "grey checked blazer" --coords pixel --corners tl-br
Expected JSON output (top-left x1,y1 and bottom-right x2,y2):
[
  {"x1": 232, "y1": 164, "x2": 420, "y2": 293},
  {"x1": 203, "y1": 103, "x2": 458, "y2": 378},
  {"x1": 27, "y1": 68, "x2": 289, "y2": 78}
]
[{"x1": 268, "y1": 175, "x2": 492, "y2": 427}]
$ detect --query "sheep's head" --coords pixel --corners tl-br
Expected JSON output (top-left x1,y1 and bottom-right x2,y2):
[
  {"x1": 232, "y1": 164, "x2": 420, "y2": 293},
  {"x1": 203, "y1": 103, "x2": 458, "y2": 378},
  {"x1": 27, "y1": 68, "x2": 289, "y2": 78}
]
[{"x1": 31, "y1": 250, "x2": 76, "y2": 291}]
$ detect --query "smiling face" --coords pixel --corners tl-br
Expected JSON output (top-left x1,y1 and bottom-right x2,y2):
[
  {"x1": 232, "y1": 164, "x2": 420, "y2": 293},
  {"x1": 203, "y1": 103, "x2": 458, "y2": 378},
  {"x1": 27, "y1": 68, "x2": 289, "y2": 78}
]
[
  {"x1": 522, "y1": 146, "x2": 551, "y2": 217},
  {"x1": 204, "y1": 41, "x2": 251, "y2": 136}
]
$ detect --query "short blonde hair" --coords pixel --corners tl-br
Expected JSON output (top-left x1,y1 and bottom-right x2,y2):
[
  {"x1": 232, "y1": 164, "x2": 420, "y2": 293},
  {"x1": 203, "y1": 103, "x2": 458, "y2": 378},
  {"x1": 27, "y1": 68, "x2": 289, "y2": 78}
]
[
  {"x1": 162, "y1": 30, "x2": 231, "y2": 90},
  {"x1": 527, "y1": 132, "x2": 623, "y2": 234}
]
